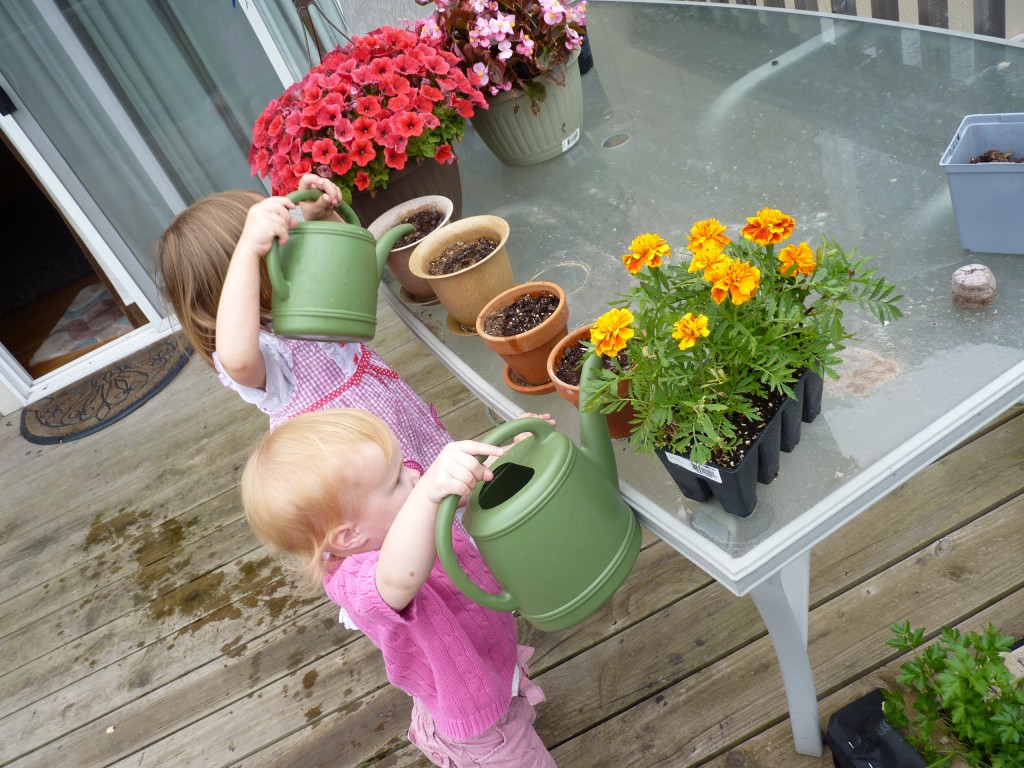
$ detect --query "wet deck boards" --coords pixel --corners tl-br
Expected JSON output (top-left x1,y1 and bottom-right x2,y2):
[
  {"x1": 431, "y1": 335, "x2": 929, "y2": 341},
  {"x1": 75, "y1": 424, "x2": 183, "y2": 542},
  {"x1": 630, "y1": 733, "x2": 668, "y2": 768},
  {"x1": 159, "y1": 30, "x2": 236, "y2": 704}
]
[{"x1": 1, "y1": 301, "x2": 1021, "y2": 767}]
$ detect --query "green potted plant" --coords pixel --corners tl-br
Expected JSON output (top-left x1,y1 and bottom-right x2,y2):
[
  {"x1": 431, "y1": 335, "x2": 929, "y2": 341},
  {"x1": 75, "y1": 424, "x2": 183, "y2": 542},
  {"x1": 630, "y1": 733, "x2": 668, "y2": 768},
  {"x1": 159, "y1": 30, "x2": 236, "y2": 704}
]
[
  {"x1": 248, "y1": 24, "x2": 485, "y2": 222},
  {"x1": 582, "y1": 208, "x2": 904, "y2": 517},
  {"x1": 415, "y1": 0, "x2": 588, "y2": 166},
  {"x1": 881, "y1": 621, "x2": 1024, "y2": 768}
]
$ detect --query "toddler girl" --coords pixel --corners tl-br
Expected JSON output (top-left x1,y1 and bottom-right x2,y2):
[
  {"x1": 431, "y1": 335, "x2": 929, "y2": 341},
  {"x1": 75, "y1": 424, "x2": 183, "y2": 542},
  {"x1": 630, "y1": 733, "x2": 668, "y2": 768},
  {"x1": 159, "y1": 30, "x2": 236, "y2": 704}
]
[
  {"x1": 156, "y1": 174, "x2": 450, "y2": 473},
  {"x1": 241, "y1": 408, "x2": 557, "y2": 767}
]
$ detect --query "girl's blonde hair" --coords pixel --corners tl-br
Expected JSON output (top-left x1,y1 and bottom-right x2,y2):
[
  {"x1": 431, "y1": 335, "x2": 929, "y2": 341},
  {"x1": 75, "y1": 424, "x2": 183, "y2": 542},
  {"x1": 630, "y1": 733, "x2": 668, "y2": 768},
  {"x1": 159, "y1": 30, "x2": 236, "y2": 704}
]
[
  {"x1": 241, "y1": 409, "x2": 396, "y2": 590},
  {"x1": 156, "y1": 189, "x2": 271, "y2": 367}
]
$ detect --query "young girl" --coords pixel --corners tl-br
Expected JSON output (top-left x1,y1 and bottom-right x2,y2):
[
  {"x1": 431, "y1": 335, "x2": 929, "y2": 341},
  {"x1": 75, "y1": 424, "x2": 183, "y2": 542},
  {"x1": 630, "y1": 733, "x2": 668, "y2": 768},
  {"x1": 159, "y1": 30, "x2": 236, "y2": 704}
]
[
  {"x1": 156, "y1": 174, "x2": 450, "y2": 474},
  {"x1": 241, "y1": 408, "x2": 557, "y2": 767}
]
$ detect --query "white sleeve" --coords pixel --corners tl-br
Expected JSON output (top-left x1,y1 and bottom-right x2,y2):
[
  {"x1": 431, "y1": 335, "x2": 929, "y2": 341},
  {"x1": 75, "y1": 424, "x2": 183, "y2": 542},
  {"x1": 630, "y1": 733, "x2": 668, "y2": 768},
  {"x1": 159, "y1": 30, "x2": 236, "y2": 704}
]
[{"x1": 213, "y1": 333, "x2": 296, "y2": 412}]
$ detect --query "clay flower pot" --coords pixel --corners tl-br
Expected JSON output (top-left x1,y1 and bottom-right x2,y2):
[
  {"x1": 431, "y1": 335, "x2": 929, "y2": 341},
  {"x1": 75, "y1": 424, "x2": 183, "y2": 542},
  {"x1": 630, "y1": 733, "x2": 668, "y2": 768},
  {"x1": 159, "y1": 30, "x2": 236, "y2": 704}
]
[
  {"x1": 408, "y1": 214, "x2": 516, "y2": 333},
  {"x1": 547, "y1": 323, "x2": 637, "y2": 439},
  {"x1": 368, "y1": 195, "x2": 454, "y2": 303},
  {"x1": 476, "y1": 281, "x2": 569, "y2": 395}
]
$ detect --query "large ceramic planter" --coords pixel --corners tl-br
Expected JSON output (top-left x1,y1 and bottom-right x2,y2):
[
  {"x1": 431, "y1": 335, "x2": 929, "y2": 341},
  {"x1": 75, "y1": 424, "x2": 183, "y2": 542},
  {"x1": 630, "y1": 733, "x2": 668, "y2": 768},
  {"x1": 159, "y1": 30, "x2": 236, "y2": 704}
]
[
  {"x1": 470, "y1": 49, "x2": 583, "y2": 167},
  {"x1": 348, "y1": 156, "x2": 463, "y2": 228},
  {"x1": 655, "y1": 370, "x2": 823, "y2": 518},
  {"x1": 547, "y1": 323, "x2": 637, "y2": 439},
  {"x1": 476, "y1": 281, "x2": 569, "y2": 395},
  {"x1": 368, "y1": 195, "x2": 454, "y2": 303},
  {"x1": 407, "y1": 215, "x2": 516, "y2": 332}
]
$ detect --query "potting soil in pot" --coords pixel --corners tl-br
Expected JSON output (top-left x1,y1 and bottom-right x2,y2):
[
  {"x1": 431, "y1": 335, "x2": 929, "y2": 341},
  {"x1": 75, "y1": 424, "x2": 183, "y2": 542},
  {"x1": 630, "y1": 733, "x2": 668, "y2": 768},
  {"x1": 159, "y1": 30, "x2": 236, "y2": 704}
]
[
  {"x1": 393, "y1": 206, "x2": 445, "y2": 249},
  {"x1": 482, "y1": 293, "x2": 559, "y2": 337},
  {"x1": 556, "y1": 341, "x2": 628, "y2": 385},
  {"x1": 428, "y1": 237, "x2": 498, "y2": 275}
]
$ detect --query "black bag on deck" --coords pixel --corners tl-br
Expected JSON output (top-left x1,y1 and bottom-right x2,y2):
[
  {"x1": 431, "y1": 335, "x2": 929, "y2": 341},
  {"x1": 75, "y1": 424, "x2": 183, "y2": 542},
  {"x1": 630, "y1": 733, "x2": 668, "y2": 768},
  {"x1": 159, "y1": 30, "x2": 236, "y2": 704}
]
[{"x1": 826, "y1": 688, "x2": 926, "y2": 768}]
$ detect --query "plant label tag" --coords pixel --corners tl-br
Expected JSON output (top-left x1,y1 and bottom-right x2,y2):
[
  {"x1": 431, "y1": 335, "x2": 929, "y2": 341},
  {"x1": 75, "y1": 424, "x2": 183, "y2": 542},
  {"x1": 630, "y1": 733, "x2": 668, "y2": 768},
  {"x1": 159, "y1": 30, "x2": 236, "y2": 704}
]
[
  {"x1": 562, "y1": 126, "x2": 580, "y2": 153},
  {"x1": 663, "y1": 452, "x2": 722, "y2": 484}
]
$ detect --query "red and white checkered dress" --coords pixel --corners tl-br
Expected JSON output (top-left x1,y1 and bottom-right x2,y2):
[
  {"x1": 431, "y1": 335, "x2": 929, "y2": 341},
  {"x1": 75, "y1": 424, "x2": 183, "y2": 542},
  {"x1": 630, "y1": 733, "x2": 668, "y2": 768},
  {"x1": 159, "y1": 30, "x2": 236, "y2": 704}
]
[{"x1": 216, "y1": 333, "x2": 451, "y2": 473}]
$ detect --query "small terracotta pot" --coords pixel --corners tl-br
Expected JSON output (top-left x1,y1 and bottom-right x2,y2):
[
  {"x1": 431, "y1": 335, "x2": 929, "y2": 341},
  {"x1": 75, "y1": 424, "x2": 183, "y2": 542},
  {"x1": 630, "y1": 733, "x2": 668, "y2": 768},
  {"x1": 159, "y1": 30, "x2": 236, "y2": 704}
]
[
  {"x1": 476, "y1": 281, "x2": 569, "y2": 393},
  {"x1": 547, "y1": 323, "x2": 637, "y2": 439},
  {"x1": 408, "y1": 215, "x2": 516, "y2": 331},
  {"x1": 368, "y1": 195, "x2": 453, "y2": 303}
]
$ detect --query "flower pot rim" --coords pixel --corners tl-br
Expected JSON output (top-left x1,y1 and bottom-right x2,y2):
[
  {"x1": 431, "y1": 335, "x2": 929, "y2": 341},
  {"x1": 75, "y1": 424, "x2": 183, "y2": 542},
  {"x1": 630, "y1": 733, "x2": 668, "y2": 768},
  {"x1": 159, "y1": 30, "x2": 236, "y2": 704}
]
[
  {"x1": 407, "y1": 214, "x2": 511, "y2": 281},
  {"x1": 546, "y1": 322, "x2": 594, "y2": 392},
  {"x1": 366, "y1": 195, "x2": 455, "y2": 254},
  {"x1": 475, "y1": 281, "x2": 568, "y2": 341}
]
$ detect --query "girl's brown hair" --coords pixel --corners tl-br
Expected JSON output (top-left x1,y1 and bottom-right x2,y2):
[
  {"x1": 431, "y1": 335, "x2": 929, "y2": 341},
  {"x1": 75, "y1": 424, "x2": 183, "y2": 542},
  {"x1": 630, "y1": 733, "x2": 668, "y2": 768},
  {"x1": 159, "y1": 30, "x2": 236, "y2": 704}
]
[
  {"x1": 241, "y1": 409, "x2": 396, "y2": 591},
  {"x1": 156, "y1": 189, "x2": 271, "y2": 367}
]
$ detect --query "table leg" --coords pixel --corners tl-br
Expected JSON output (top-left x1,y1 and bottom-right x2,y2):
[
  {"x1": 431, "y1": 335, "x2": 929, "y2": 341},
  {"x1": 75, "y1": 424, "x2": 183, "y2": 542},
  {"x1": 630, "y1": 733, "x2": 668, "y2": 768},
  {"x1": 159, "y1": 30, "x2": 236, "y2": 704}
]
[{"x1": 749, "y1": 551, "x2": 823, "y2": 756}]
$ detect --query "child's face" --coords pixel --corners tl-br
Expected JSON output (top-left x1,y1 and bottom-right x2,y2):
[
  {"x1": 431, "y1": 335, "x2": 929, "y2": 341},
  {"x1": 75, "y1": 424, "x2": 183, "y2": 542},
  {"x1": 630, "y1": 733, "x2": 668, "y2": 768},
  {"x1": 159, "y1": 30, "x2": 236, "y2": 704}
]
[{"x1": 340, "y1": 439, "x2": 420, "y2": 551}]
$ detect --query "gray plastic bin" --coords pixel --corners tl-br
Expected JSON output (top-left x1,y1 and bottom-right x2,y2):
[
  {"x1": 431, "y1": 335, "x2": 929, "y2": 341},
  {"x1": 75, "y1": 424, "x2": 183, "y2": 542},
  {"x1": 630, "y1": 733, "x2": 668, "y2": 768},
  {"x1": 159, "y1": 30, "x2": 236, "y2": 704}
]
[{"x1": 940, "y1": 113, "x2": 1024, "y2": 254}]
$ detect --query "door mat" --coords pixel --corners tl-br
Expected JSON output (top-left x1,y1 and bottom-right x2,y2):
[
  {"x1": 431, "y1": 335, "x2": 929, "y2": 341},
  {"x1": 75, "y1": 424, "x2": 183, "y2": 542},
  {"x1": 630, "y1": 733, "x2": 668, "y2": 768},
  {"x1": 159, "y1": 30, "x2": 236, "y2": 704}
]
[
  {"x1": 20, "y1": 335, "x2": 192, "y2": 444},
  {"x1": 29, "y1": 282, "x2": 134, "y2": 366}
]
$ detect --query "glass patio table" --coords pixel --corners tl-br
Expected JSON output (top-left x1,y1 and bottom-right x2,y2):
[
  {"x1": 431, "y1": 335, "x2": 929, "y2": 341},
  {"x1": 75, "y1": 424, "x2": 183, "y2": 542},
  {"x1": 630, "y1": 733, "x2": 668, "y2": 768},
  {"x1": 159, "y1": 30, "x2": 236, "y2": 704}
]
[{"x1": 379, "y1": 0, "x2": 1024, "y2": 755}]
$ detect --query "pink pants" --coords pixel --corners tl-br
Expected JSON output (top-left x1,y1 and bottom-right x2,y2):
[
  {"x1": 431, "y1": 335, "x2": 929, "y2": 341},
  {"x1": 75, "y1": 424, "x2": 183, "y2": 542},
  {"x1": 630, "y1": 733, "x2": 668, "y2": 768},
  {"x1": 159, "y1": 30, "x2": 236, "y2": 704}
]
[{"x1": 407, "y1": 647, "x2": 556, "y2": 767}]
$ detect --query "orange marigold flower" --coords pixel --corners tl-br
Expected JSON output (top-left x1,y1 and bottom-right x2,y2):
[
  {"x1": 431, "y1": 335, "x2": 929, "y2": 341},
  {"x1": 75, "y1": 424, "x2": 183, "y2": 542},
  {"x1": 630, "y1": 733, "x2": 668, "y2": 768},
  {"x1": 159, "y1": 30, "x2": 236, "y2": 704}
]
[
  {"x1": 778, "y1": 241, "x2": 816, "y2": 277},
  {"x1": 741, "y1": 208, "x2": 796, "y2": 246},
  {"x1": 591, "y1": 308, "x2": 635, "y2": 357},
  {"x1": 687, "y1": 218, "x2": 730, "y2": 257},
  {"x1": 689, "y1": 246, "x2": 728, "y2": 276},
  {"x1": 623, "y1": 232, "x2": 670, "y2": 274},
  {"x1": 709, "y1": 259, "x2": 761, "y2": 305},
  {"x1": 671, "y1": 312, "x2": 710, "y2": 351}
]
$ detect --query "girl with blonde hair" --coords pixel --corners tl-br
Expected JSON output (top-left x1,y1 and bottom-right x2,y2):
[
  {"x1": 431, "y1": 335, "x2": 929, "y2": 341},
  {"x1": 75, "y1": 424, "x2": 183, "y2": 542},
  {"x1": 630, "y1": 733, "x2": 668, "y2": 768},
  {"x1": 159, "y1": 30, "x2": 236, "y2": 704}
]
[{"x1": 241, "y1": 408, "x2": 556, "y2": 767}]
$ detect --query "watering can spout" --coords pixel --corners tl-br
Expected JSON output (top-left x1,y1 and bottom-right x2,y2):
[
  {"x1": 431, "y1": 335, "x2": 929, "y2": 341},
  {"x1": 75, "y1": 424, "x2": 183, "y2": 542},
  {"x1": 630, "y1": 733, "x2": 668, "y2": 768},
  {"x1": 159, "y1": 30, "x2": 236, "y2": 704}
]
[
  {"x1": 579, "y1": 352, "x2": 618, "y2": 488},
  {"x1": 375, "y1": 223, "x2": 416, "y2": 280}
]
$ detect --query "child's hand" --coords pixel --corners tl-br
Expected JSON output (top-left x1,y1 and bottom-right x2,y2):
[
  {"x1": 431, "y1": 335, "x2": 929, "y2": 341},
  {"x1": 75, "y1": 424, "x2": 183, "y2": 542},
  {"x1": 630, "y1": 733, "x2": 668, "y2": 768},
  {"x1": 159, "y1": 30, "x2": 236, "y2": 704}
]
[
  {"x1": 296, "y1": 174, "x2": 342, "y2": 221},
  {"x1": 418, "y1": 441, "x2": 505, "y2": 505},
  {"x1": 512, "y1": 412, "x2": 556, "y2": 445},
  {"x1": 235, "y1": 195, "x2": 296, "y2": 258}
]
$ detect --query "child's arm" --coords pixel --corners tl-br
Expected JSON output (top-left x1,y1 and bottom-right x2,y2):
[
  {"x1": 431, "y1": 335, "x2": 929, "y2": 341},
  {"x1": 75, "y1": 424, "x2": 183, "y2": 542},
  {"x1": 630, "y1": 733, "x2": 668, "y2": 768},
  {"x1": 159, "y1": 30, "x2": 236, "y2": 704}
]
[
  {"x1": 215, "y1": 196, "x2": 295, "y2": 388},
  {"x1": 376, "y1": 441, "x2": 505, "y2": 612}
]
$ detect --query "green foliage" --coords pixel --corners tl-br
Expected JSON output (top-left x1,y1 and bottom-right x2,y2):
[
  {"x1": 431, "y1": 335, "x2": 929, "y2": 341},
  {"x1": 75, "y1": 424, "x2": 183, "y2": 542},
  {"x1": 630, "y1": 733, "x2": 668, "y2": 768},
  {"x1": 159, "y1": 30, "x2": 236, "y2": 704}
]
[
  {"x1": 582, "y1": 222, "x2": 903, "y2": 466},
  {"x1": 881, "y1": 621, "x2": 1024, "y2": 768}
]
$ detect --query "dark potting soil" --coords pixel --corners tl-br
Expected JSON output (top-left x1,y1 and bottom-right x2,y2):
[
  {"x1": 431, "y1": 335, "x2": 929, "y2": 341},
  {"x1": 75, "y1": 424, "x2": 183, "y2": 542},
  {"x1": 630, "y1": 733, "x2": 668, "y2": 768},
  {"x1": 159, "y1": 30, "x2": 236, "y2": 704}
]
[
  {"x1": 971, "y1": 149, "x2": 1024, "y2": 164},
  {"x1": 709, "y1": 390, "x2": 787, "y2": 469},
  {"x1": 555, "y1": 340, "x2": 628, "y2": 385},
  {"x1": 482, "y1": 292, "x2": 559, "y2": 337},
  {"x1": 428, "y1": 237, "x2": 498, "y2": 276},
  {"x1": 393, "y1": 205, "x2": 444, "y2": 249}
]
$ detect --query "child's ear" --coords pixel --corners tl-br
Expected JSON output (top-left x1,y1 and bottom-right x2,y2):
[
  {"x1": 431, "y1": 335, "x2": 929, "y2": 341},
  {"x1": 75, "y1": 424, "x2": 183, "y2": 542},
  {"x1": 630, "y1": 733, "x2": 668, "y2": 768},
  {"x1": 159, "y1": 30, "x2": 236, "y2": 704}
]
[{"x1": 328, "y1": 524, "x2": 365, "y2": 555}]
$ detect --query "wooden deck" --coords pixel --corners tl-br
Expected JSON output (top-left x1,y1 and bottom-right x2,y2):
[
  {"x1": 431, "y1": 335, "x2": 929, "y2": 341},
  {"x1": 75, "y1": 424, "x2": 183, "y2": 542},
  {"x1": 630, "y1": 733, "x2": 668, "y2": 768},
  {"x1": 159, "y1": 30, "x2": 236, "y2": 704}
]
[{"x1": 2, "y1": 301, "x2": 1022, "y2": 768}]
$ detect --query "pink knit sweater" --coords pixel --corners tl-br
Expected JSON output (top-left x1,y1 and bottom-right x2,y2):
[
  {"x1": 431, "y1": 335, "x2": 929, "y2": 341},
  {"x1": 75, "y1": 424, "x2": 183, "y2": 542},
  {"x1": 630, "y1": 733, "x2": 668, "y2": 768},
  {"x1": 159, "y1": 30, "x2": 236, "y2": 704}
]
[{"x1": 323, "y1": 528, "x2": 518, "y2": 740}]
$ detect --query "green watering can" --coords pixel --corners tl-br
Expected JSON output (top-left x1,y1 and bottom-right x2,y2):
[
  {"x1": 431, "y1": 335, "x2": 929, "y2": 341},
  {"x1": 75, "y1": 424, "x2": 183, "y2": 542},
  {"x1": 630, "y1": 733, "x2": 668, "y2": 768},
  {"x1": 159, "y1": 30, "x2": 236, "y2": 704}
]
[
  {"x1": 266, "y1": 189, "x2": 413, "y2": 341},
  {"x1": 436, "y1": 354, "x2": 641, "y2": 631}
]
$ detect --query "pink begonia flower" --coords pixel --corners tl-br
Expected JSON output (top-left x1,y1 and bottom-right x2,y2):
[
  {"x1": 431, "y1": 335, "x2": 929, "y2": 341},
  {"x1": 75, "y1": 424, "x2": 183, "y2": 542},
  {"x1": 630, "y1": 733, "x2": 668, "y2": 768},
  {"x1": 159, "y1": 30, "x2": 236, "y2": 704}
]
[
  {"x1": 516, "y1": 33, "x2": 535, "y2": 58},
  {"x1": 497, "y1": 40, "x2": 513, "y2": 61},
  {"x1": 471, "y1": 62, "x2": 489, "y2": 87}
]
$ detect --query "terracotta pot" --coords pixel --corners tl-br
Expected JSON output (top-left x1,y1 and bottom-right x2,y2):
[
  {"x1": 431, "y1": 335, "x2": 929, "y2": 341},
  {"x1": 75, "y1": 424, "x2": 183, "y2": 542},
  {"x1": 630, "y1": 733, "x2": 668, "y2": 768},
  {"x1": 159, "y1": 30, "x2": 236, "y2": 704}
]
[
  {"x1": 408, "y1": 215, "x2": 516, "y2": 331},
  {"x1": 547, "y1": 323, "x2": 636, "y2": 439},
  {"x1": 368, "y1": 195, "x2": 453, "y2": 303},
  {"x1": 348, "y1": 156, "x2": 463, "y2": 227},
  {"x1": 476, "y1": 281, "x2": 569, "y2": 394}
]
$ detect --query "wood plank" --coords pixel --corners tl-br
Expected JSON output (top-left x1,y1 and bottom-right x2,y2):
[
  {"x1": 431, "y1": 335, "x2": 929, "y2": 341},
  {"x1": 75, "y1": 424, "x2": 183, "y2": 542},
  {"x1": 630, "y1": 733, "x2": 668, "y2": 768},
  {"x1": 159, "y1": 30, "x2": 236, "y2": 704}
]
[{"x1": 549, "y1": 497, "x2": 1024, "y2": 765}]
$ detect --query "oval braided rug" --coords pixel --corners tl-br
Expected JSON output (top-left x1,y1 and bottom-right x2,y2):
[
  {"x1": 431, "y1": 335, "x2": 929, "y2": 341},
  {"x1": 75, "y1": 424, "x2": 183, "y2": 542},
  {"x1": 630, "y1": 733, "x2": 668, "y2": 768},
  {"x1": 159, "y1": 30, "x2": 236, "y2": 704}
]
[{"x1": 20, "y1": 335, "x2": 192, "y2": 444}]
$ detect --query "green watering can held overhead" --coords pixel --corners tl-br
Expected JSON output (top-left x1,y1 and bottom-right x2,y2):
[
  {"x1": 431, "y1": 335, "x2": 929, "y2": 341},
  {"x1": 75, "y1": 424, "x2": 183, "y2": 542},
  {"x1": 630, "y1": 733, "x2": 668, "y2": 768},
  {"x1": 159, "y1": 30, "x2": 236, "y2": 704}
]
[
  {"x1": 266, "y1": 189, "x2": 413, "y2": 342},
  {"x1": 436, "y1": 353, "x2": 642, "y2": 632}
]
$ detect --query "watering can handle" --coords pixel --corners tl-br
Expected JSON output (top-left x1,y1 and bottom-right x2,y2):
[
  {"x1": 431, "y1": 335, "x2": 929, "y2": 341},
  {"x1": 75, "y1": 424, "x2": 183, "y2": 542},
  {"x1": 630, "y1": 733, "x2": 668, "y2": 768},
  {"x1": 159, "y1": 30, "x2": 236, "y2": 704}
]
[
  {"x1": 434, "y1": 417, "x2": 552, "y2": 612},
  {"x1": 436, "y1": 496, "x2": 518, "y2": 613},
  {"x1": 265, "y1": 189, "x2": 363, "y2": 301}
]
